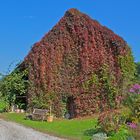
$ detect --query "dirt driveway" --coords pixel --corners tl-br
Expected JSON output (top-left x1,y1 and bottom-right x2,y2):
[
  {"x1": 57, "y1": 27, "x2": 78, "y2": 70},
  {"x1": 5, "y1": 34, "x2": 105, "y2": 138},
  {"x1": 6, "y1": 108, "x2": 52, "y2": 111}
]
[{"x1": 0, "y1": 119, "x2": 64, "y2": 140}]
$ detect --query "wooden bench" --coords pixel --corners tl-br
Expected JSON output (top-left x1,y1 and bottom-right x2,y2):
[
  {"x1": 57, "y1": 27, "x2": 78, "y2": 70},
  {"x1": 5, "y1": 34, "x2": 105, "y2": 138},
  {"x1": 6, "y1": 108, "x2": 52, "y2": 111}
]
[{"x1": 27, "y1": 109, "x2": 48, "y2": 121}]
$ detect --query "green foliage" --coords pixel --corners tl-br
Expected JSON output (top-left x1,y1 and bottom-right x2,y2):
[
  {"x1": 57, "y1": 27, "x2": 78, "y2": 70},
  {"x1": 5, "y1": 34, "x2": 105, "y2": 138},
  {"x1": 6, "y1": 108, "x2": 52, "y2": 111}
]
[
  {"x1": 83, "y1": 73, "x2": 99, "y2": 90},
  {"x1": 118, "y1": 49, "x2": 136, "y2": 86},
  {"x1": 129, "y1": 124, "x2": 140, "y2": 140},
  {"x1": 0, "y1": 98, "x2": 9, "y2": 112},
  {"x1": 120, "y1": 107, "x2": 132, "y2": 122},
  {"x1": 132, "y1": 99, "x2": 140, "y2": 122},
  {"x1": 126, "y1": 96, "x2": 140, "y2": 123},
  {"x1": 31, "y1": 91, "x2": 48, "y2": 109},
  {"x1": 99, "y1": 64, "x2": 118, "y2": 109},
  {"x1": 124, "y1": 85, "x2": 140, "y2": 123},
  {"x1": 31, "y1": 90, "x2": 56, "y2": 110},
  {"x1": 61, "y1": 95, "x2": 68, "y2": 117},
  {"x1": 108, "y1": 125, "x2": 130, "y2": 140},
  {"x1": 136, "y1": 62, "x2": 140, "y2": 73},
  {"x1": 98, "y1": 110, "x2": 126, "y2": 134},
  {"x1": 0, "y1": 68, "x2": 28, "y2": 107},
  {"x1": 135, "y1": 62, "x2": 140, "y2": 82},
  {"x1": 83, "y1": 64, "x2": 119, "y2": 109}
]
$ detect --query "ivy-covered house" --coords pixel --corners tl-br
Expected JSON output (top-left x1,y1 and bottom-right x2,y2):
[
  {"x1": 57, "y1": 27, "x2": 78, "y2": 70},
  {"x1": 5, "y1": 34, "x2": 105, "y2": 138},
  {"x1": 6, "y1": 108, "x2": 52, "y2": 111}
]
[{"x1": 20, "y1": 9, "x2": 135, "y2": 118}]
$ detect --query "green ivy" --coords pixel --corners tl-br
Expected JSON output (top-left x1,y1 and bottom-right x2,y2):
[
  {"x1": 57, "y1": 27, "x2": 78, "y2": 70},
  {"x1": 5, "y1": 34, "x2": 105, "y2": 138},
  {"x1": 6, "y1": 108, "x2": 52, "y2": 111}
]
[
  {"x1": 83, "y1": 73, "x2": 99, "y2": 90},
  {"x1": 99, "y1": 64, "x2": 118, "y2": 109},
  {"x1": 82, "y1": 64, "x2": 118, "y2": 109},
  {"x1": 118, "y1": 47, "x2": 136, "y2": 83}
]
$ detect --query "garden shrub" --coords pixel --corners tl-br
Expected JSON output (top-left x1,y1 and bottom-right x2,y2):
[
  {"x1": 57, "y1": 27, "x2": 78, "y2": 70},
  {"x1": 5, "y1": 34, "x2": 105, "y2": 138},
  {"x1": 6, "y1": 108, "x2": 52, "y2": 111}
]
[
  {"x1": 108, "y1": 125, "x2": 130, "y2": 140},
  {"x1": 128, "y1": 123, "x2": 140, "y2": 140},
  {"x1": 0, "y1": 99, "x2": 9, "y2": 112},
  {"x1": 124, "y1": 84, "x2": 140, "y2": 123},
  {"x1": 121, "y1": 84, "x2": 140, "y2": 140},
  {"x1": 98, "y1": 107, "x2": 132, "y2": 131},
  {"x1": 98, "y1": 110, "x2": 124, "y2": 134}
]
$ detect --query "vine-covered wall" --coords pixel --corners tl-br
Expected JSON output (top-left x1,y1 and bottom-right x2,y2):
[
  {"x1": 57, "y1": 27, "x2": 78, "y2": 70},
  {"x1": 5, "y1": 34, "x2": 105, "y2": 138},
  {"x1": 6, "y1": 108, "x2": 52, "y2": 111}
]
[{"x1": 20, "y1": 8, "x2": 135, "y2": 117}]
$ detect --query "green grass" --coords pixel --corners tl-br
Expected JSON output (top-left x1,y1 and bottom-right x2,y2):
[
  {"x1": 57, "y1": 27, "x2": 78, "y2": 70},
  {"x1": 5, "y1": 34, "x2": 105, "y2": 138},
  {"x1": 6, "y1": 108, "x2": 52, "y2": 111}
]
[{"x1": 0, "y1": 113, "x2": 98, "y2": 140}]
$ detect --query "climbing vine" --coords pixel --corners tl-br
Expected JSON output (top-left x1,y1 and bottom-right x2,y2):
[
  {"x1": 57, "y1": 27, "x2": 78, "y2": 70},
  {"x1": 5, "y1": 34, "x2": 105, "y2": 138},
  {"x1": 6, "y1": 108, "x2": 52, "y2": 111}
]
[
  {"x1": 118, "y1": 48, "x2": 136, "y2": 81},
  {"x1": 99, "y1": 64, "x2": 118, "y2": 109},
  {"x1": 118, "y1": 47, "x2": 136, "y2": 96},
  {"x1": 19, "y1": 9, "x2": 136, "y2": 117},
  {"x1": 83, "y1": 73, "x2": 99, "y2": 91}
]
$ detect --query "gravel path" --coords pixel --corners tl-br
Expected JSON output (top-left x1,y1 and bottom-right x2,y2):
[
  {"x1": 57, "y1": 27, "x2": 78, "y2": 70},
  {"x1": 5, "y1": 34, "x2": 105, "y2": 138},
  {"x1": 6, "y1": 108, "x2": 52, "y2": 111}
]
[{"x1": 0, "y1": 119, "x2": 64, "y2": 140}]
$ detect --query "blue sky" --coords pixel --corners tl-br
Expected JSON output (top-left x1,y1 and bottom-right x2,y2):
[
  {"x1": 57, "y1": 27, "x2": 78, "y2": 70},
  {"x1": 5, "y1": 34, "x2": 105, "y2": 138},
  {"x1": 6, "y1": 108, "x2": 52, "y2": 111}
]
[{"x1": 0, "y1": 0, "x2": 140, "y2": 73}]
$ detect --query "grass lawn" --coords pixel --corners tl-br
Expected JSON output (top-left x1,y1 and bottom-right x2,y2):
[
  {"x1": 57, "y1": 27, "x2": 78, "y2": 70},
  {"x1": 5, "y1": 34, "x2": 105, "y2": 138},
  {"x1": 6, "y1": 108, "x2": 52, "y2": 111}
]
[{"x1": 0, "y1": 113, "x2": 98, "y2": 140}]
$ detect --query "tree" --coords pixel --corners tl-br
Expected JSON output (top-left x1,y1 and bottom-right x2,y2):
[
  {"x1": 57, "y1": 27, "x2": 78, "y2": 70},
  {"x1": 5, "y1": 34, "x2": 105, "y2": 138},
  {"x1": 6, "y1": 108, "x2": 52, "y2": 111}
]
[
  {"x1": 0, "y1": 68, "x2": 29, "y2": 109},
  {"x1": 135, "y1": 62, "x2": 140, "y2": 82}
]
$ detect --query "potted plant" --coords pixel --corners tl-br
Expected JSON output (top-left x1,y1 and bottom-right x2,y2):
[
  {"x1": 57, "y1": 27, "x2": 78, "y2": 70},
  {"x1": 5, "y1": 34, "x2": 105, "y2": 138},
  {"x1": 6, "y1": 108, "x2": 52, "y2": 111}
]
[
  {"x1": 46, "y1": 91, "x2": 55, "y2": 122},
  {"x1": 47, "y1": 106, "x2": 54, "y2": 122}
]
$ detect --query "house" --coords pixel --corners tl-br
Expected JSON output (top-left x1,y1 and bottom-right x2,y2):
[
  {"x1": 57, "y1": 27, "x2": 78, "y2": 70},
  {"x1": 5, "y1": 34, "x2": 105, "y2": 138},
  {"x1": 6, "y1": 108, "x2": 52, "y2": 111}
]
[{"x1": 20, "y1": 9, "x2": 134, "y2": 118}]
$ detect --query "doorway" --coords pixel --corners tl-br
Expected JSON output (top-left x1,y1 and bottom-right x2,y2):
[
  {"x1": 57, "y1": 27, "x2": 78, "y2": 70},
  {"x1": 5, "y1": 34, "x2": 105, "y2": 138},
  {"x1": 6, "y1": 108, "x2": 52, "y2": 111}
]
[{"x1": 67, "y1": 96, "x2": 75, "y2": 118}]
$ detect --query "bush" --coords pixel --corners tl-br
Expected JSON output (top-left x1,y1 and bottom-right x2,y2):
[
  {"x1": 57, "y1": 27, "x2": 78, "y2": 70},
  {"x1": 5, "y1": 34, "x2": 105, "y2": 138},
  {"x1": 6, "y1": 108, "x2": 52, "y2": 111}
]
[
  {"x1": 129, "y1": 124, "x2": 140, "y2": 140},
  {"x1": 92, "y1": 132, "x2": 108, "y2": 140},
  {"x1": 98, "y1": 110, "x2": 125, "y2": 134},
  {"x1": 0, "y1": 99, "x2": 9, "y2": 112},
  {"x1": 98, "y1": 107, "x2": 132, "y2": 132},
  {"x1": 124, "y1": 84, "x2": 140, "y2": 123},
  {"x1": 0, "y1": 68, "x2": 28, "y2": 108},
  {"x1": 108, "y1": 125, "x2": 130, "y2": 140}
]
